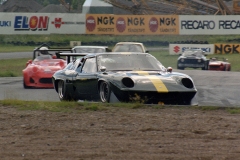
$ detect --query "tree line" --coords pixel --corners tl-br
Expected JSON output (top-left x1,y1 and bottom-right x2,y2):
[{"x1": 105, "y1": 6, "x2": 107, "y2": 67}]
[{"x1": 35, "y1": 0, "x2": 85, "y2": 9}]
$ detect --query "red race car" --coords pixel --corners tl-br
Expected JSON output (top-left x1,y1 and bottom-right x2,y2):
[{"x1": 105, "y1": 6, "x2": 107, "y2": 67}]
[
  {"x1": 22, "y1": 44, "x2": 72, "y2": 88},
  {"x1": 208, "y1": 57, "x2": 231, "y2": 71}
]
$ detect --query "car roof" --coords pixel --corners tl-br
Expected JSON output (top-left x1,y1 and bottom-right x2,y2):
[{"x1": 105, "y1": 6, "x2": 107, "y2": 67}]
[
  {"x1": 115, "y1": 42, "x2": 143, "y2": 45},
  {"x1": 72, "y1": 46, "x2": 108, "y2": 49},
  {"x1": 84, "y1": 52, "x2": 149, "y2": 58}
]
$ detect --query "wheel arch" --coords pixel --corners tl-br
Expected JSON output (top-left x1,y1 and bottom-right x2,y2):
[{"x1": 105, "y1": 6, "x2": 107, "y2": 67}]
[
  {"x1": 98, "y1": 79, "x2": 111, "y2": 92},
  {"x1": 53, "y1": 78, "x2": 65, "y2": 92}
]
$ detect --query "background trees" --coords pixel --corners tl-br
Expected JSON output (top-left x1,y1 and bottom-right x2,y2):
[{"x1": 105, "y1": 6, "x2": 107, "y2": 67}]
[{"x1": 34, "y1": 0, "x2": 85, "y2": 8}]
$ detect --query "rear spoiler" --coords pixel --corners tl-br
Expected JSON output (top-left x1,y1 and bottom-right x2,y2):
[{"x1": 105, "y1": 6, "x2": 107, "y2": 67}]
[{"x1": 56, "y1": 53, "x2": 89, "y2": 63}]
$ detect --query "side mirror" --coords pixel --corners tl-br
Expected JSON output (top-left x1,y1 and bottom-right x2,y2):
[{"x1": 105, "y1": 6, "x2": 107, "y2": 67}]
[
  {"x1": 167, "y1": 67, "x2": 172, "y2": 73},
  {"x1": 100, "y1": 66, "x2": 106, "y2": 72},
  {"x1": 145, "y1": 50, "x2": 149, "y2": 53},
  {"x1": 26, "y1": 59, "x2": 32, "y2": 67}
]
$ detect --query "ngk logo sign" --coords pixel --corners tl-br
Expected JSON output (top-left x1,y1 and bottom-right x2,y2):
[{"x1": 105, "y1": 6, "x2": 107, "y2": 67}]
[
  {"x1": 174, "y1": 46, "x2": 180, "y2": 53},
  {"x1": 116, "y1": 17, "x2": 126, "y2": 32},
  {"x1": 149, "y1": 17, "x2": 158, "y2": 32},
  {"x1": 86, "y1": 16, "x2": 96, "y2": 32}
]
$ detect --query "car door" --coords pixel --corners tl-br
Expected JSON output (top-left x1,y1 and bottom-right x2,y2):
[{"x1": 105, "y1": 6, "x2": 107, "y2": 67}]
[{"x1": 73, "y1": 57, "x2": 99, "y2": 101}]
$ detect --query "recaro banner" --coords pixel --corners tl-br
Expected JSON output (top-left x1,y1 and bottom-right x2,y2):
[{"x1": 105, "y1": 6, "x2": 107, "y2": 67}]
[
  {"x1": 86, "y1": 14, "x2": 179, "y2": 35},
  {"x1": 180, "y1": 15, "x2": 240, "y2": 35},
  {"x1": 0, "y1": 13, "x2": 85, "y2": 34}
]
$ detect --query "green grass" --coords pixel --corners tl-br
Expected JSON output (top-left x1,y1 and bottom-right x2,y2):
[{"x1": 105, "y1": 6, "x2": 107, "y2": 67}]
[
  {"x1": 1, "y1": 50, "x2": 240, "y2": 77},
  {"x1": 1, "y1": 99, "x2": 240, "y2": 113},
  {"x1": 1, "y1": 34, "x2": 240, "y2": 77},
  {"x1": 1, "y1": 34, "x2": 240, "y2": 48},
  {"x1": 0, "y1": 58, "x2": 29, "y2": 77}
]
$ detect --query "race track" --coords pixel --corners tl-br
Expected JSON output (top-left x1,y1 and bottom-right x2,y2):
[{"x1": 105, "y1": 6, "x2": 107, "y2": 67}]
[{"x1": 0, "y1": 70, "x2": 239, "y2": 107}]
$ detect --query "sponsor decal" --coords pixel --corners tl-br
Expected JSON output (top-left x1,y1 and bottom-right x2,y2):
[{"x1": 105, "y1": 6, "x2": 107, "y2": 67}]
[
  {"x1": 51, "y1": 18, "x2": 63, "y2": 28},
  {"x1": 51, "y1": 18, "x2": 84, "y2": 29},
  {"x1": 127, "y1": 17, "x2": 145, "y2": 33},
  {"x1": 14, "y1": 16, "x2": 49, "y2": 30},
  {"x1": 97, "y1": 16, "x2": 114, "y2": 25},
  {"x1": 116, "y1": 17, "x2": 126, "y2": 32},
  {"x1": 96, "y1": 16, "x2": 114, "y2": 32},
  {"x1": 159, "y1": 16, "x2": 178, "y2": 34},
  {"x1": 182, "y1": 47, "x2": 211, "y2": 52},
  {"x1": 215, "y1": 44, "x2": 240, "y2": 54},
  {"x1": 0, "y1": 21, "x2": 11, "y2": 27},
  {"x1": 86, "y1": 15, "x2": 115, "y2": 33},
  {"x1": 128, "y1": 17, "x2": 145, "y2": 26},
  {"x1": 181, "y1": 20, "x2": 215, "y2": 29},
  {"x1": 219, "y1": 20, "x2": 240, "y2": 29},
  {"x1": 173, "y1": 46, "x2": 180, "y2": 53},
  {"x1": 149, "y1": 17, "x2": 158, "y2": 32},
  {"x1": 86, "y1": 16, "x2": 96, "y2": 32},
  {"x1": 160, "y1": 17, "x2": 176, "y2": 26}
]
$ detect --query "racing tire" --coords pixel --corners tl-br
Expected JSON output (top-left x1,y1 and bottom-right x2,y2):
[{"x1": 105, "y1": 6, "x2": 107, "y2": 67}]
[
  {"x1": 99, "y1": 81, "x2": 111, "y2": 103},
  {"x1": 57, "y1": 80, "x2": 71, "y2": 101},
  {"x1": 23, "y1": 78, "x2": 31, "y2": 89},
  {"x1": 202, "y1": 65, "x2": 208, "y2": 70},
  {"x1": 177, "y1": 66, "x2": 184, "y2": 70},
  {"x1": 228, "y1": 66, "x2": 231, "y2": 71}
]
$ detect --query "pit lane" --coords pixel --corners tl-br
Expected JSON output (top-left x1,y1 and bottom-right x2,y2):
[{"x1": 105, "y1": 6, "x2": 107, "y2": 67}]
[{"x1": 0, "y1": 70, "x2": 239, "y2": 107}]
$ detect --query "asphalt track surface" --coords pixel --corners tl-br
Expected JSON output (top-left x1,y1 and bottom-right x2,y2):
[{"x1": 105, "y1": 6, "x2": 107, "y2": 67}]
[{"x1": 0, "y1": 51, "x2": 239, "y2": 107}]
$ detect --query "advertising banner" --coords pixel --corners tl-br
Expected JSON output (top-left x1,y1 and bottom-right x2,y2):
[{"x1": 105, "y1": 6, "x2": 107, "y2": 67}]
[
  {"x1": 0, "y1": 13, "x2": 85, "y2": 34},
  {"x1": 86, "y1": 14, "x2": 179, "y2": 35},
  {"x1": 180, "y1": 15, "x2": 240, "y2": 35},
  {"x1": 169, "y1": 44, "x2": 214, "y2": 55},
  {"x1": 215, "y1": 44, "x2": 240, "y2": 54}
]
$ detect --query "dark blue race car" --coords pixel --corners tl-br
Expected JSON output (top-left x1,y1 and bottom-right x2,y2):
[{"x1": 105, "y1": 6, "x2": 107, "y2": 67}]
[{"x1": 177, "y1": 49, "x2": 209, "y2": 70}]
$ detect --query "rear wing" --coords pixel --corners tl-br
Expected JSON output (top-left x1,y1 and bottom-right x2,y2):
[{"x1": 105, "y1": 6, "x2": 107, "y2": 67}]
[
  {"x1": 56, "y1": 53, "x2": 89, "y2": 64},
  {"x1": 33, "y1": 43, "x2": 73, "y2": 59}
]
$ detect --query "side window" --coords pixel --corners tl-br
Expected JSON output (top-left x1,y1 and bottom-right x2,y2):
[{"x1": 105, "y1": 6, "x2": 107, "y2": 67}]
[
  {"x1": 82, "y1": 58, "x2": 97, "y2": 73},
  {"x1": 72, "y1": 59, "x2": 81, "y2": 70}
]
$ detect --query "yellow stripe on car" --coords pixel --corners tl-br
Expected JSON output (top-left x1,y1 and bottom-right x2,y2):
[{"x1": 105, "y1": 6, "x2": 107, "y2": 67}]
[
  {"x1": 150, "y1": 76, "x2": 168, "y2": 92},
  {"x1": 135, "y1": 71, "x2": 168, "y2": 92},
  {"x1": 136, "y1": 71, "x2": 149, "y2": 75}
]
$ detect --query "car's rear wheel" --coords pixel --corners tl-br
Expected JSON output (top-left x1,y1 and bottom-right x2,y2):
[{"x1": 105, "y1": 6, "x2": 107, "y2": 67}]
[
  {"x1": 58, "y1": 80, "x2": 70, "y2": 101},
  {"x1": 99, "y1": 81, "x2": 111, "y2": 103}
]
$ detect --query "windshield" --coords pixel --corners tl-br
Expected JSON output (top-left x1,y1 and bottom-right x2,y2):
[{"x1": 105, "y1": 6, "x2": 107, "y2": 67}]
[
  {"x1": 73, "y1": 48, "x2": 105, "y2": 53},
  {"x1": 97, "y1": 54, "x2": 165, "y2": 71},
  {"x1": 34, "y1": 55, "x2": 52, "y2": 61},
  {"x1": 113, "y1": 44, "x2": 144, "y2": 52},
  {"x1": 182, "y1": 50, "x2": 204, "y2": 57}
]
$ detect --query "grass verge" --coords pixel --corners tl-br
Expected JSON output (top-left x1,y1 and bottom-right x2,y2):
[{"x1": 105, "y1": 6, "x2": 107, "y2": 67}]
[{"x1": 0, "y1": 99, "x2": 240, "y2": 114}]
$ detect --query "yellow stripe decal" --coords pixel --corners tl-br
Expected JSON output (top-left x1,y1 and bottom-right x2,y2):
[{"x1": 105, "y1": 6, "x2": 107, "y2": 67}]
[
  {"x1": 136, "y1": 71, "x2": 149, "y2": 75},
  {"x1": 149, "y1": 76, "x2": 168, "y2": 92},
  {"x1": 135, "y1": 71, "x2": 168, "y2": 92}
]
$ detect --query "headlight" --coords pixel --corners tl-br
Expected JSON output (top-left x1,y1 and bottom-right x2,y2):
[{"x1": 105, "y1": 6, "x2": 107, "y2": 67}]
[
  {"x1": 181, "y1": 59, "x2": 184, "y2": 62},
  {"x1": 122, "y1": 77, "x2": 134, "y2": 88},
  {"x1": 198, "y1": 59, "x2": 202, "y2": 63},
  {"x1": 32, "y1": 66, "x2": 39, "y2": 73},
  {"x1": 181, "y1": 78, "x2": 194, "y2": 89}
]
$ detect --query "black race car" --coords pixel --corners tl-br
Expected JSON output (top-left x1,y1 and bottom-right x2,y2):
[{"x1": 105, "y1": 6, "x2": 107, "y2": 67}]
[
  {"x1": 177, "y1": 49, "x2": 209, "y2": 70},
  {"x1": 52, "y1": 52, "x2": 198, "y2": 105}
]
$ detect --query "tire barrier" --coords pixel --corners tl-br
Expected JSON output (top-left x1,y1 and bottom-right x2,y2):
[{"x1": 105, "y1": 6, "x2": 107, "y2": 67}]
[{"x1": 5, "y1": 40, "x2": 209, "y2": 47}]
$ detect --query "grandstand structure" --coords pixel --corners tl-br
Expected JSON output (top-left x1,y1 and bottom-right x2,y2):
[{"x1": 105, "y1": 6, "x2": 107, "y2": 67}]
[{"x1": 104, "y1": 0, "x2": 236, "y2": 15}]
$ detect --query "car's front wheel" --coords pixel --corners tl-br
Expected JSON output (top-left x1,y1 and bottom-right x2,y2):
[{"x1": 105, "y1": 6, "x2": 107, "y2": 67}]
[
  {"x1": 23, "y1": 78, "x2": 31, "y2": 89},
  {"x1": 99, "y1": 81, "x2": 111, "y2": 103},
  {"x1": 58, "y1": 80, "x2": 70, "y2": 101}
]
